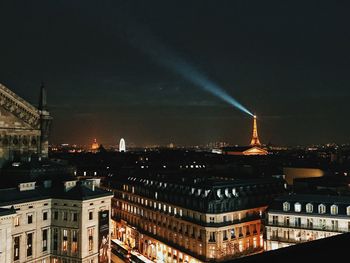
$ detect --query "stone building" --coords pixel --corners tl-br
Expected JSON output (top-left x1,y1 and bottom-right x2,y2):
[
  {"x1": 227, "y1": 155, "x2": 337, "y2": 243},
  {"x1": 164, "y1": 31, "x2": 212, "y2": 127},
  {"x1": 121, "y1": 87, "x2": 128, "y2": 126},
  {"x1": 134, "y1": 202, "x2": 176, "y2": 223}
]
[
  {"x1": 109, "y1": 176, "x2": 285, "y2": 262},
  {"x1": 0, "y1": 83, "x2": 52, "y2": 168},
  {"x1": 0, "y1": 83, "x2": 114, "y2": 263},
  {"x1": 265, "y1": 194, "x2": 350, "y2": 250},
  {"x1": 0, "y1": 179, "x2": 113, "y2": 263}
]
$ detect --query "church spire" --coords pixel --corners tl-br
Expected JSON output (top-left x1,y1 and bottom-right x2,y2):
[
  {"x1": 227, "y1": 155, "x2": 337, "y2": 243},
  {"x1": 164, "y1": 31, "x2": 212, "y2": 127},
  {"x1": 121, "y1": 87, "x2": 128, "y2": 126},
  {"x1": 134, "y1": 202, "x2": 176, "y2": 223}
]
[
  {"x1": 250, "y1": 115, "x2": 261, "y2": 146},
  {"x1": 39, "y1": 82, "x2": 47, "y2": 111}
]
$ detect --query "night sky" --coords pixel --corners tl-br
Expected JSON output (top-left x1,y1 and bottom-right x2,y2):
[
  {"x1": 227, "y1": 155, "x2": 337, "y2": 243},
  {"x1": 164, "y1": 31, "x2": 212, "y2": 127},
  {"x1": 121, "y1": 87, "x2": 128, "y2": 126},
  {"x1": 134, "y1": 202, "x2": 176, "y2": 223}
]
[{"x1": 1, "y1": 1, "x2": 349, "y2": 146}]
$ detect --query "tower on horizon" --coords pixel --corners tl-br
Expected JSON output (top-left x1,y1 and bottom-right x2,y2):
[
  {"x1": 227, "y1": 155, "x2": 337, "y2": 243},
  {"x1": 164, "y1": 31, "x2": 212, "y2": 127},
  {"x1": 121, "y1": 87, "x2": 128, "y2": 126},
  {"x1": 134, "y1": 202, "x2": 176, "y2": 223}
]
[
  {"x1": 91, "y1": 139, "x2": 99, "y2": 152},
  {"x1": 250, "y1": 115, "x2": 261, "y2": 146},
  {"x1": 119, "y1": 138, "x2": 126, "y2": 152}
]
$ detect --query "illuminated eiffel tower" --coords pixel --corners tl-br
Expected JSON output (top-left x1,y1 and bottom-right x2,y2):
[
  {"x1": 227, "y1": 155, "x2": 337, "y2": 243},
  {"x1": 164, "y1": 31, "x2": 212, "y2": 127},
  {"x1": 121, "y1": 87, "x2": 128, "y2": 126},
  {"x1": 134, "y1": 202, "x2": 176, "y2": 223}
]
[{"x1": 250, "y1": 115, "x2": 261, "y2": 146}]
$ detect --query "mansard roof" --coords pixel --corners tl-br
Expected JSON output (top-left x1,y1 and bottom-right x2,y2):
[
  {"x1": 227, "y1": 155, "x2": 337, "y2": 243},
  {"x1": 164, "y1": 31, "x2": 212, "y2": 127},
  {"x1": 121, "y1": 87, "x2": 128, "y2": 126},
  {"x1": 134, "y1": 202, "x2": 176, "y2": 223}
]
[
  {"x1": 117, "y1": 175, "x2": 286, "y2": 213},
  {"x1": 269, "y1": 193, "x2": 350, "y2": 216},
  {"x1": 0, "y1": 181, "x2": 112, "y2": 206}
]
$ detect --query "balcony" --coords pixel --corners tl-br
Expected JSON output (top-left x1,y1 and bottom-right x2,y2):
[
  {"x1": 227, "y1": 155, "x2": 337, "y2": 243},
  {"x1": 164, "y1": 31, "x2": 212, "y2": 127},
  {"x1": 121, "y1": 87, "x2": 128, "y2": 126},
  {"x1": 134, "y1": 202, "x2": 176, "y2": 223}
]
[{"x1": 267, "y1": 222, "x2": 348, "y2": 233}]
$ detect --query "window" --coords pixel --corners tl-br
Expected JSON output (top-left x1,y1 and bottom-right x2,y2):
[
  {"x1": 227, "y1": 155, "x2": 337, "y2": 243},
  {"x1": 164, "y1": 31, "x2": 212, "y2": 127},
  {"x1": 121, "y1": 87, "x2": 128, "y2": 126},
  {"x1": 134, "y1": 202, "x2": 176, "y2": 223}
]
[
  {"x1": 63, "y1": 230, "x2": 68, "y2": 252},
  {"x1": 294, "y1": 203, "x2": 301, "y2": 212},
  {"x1": 72, "y1": 230, "x2": 78, "y2": 253},
  {"x1": 331, "y1": 205, "x2": 338, "y2": 215},
  {"x1": 209, "y1": 232, "x2": 216, "y2": 242},
  {"x1": 73, "y1": 212, "x2": 78, "y2": 222},
  {"x1": 53, "y1": 228, "x2": 58, "y2": 251},
  {"x1": 43, "y1": 211, "x2": 48, "y2": 221},
  {"x1": 42, "y1": 229, "x2": 48, "y2": 252},
  {"x1": 306, "y1": 203, "x2": 313, "y2": 213},
  {"x1": 209, "y1": 217, "x2": 214, "y2": 223},
  {"x1": 331, "y1": 220, "x2": 338, "y2": 231},
  {"x1": 347, "y1": 206, "x2": 350, "y2": 216},
  {"x1": 272, "y1": 215, "x2": 278, "y2": 224},
  {"x1": 283, "y1": 202, "x2": 290, "y2": 211},
  {"x1": 14, "y1": 236, "x2": 20, "y2": 261},
  {"x1": 89, "y1": 211, "x2": 93, "y2": 220},
  {"x1": 63, "y1": 211, "x2": 68, "y2": 221},
  {"x1": 284, "y1": 216, "x2": 290, "y2": 226},
  {"x1": 318, "y1": 204, "x2": 326, "y2": 214},
  {"x1": 88, "y1": 228, "x2": 94, "y2": 251},
  {"x1": 27, "y1": 214, "x2": 33, "y2": 224},
  {"x1": 223, "y1": 230, "x2": 228, "y2": 241},
  {"x1": 14, "y1": 216, "x2": 20, "y2": 227},
  {"x1": 307, "y1": 218, "x2": 313, "y2": 228},
  {"x1": 54, "y1": 211, "x2": 58, "y2": 220},
  {"x1": 27, "y1": 233, "x2": 33, "y2": 257},
  {"x1": 246, "y1": 225, "x2": 250, "y2": 236},
  {"x1": 230, "y1": 229, "x2": 235, "y2": 239},
  {"x1": 295, "y1": 217, "x2": 301, "y2": 227}
]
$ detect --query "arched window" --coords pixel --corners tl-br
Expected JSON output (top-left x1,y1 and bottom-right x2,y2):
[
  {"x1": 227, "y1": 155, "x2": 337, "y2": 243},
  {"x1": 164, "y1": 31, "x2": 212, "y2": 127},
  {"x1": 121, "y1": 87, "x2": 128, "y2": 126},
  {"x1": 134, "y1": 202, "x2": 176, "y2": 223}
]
[
  {"x1": 318, "y1": 204, "x2": 326, "y2": 214},
  {"x1": 294, "y1": 202, "x2": 301, "y2": 212},
  {"x1": 306, "y1": 203, "x2": 313, "y2": 213},
  {"x1": 283, "y1": 202, "x2": 290, "y2": 212},
  {"x1": 330, "y1": 205, "x2": 338, "y2": 215}
]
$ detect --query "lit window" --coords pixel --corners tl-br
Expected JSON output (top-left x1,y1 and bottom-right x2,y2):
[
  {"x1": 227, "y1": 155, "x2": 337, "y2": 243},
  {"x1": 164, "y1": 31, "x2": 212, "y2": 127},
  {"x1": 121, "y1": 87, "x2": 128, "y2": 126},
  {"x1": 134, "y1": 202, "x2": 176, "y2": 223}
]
[
  {"x1": 42, "y1": 229, "x2": 48, "y2": 252},
  {"x1": 63, "y1": 230, "x2": 68, "y2": 252},
  {"x1": 294, "y1": 203, "x2": 301, "y2": 212},
  {"x1": 72, "y1": 230, "x2": 78, "y2": 253},
  {"x1": 88, "y1": 228, "x2": 94, "y2": 251},
  {"x1": 331, "y1": 205, "x2": 338, "y2": 215},
  {"x1": 14, "y1": 236, "x2": 20, "y2": 260},
  {"x1": 347, "y1": 206, "x2": 350, "y2": 216},
  {"x1": 14, "y1": 216, "x2": 20, "y2": 227},
  {"x1": 306, "y1": 203, "x2": 313, "y2": 213},
  {"x1": 283, "y1": 202, "x2": 290, "y2": 211},
  {"x1": 318, "y1": 204, "x2": 326, "y2": 214}
]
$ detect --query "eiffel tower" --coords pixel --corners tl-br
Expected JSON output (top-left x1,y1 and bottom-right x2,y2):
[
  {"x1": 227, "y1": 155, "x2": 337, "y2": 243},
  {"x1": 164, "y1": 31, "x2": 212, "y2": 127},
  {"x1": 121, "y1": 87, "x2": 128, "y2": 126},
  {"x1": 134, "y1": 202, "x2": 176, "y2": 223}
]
[{"x1": 250, "y1": 115, "x2": 261, "y2": 146}]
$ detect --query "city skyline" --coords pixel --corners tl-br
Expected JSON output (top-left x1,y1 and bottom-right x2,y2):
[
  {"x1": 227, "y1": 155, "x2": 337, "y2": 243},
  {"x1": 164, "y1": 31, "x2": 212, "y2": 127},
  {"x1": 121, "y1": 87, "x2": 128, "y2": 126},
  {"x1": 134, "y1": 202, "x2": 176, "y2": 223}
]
[{"x1": 1, "y1": 1, "x2": 349, "y2": 146}]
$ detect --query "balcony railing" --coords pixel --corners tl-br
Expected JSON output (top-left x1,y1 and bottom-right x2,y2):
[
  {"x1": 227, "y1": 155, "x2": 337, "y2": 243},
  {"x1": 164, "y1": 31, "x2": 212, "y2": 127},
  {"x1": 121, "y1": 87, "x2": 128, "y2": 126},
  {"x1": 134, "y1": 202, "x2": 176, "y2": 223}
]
[{"x1": 267, "y1": 222, "x2": 349, "y2": 233}]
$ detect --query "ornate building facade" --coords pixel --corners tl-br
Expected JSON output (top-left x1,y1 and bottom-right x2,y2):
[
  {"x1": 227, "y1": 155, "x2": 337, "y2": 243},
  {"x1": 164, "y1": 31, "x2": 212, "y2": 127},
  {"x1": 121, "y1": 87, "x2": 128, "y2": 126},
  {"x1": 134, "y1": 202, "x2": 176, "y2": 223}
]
[
  {"x1": 0, "y1": 83, "x2": 52, "y2": 167},
  {"x1": 109, "y1": 176, "x2": 285, "y2": 262},
  {"x1": 0, "y1": 179, "x2": 113, "y2": 263},
  {"x1": 266, "y1": 194, "x2": 350, "y2": 250}
]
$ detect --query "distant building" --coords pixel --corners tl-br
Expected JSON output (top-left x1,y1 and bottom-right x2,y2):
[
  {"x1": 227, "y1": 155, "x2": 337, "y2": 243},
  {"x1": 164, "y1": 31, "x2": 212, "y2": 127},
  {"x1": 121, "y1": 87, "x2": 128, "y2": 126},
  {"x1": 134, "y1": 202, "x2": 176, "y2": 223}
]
[
  {"x1": 218, "y1": 116, "x2": 268, "y2": 156},
  {"x1": 91, "y1": 139, "x2": 99, "y2": 152},
  {"x1": 265, "y1": 194, "x2": 350, "y2": 251},
  {"x1": 0, "y1": 83, "x2": 52, "y2": 167},
  {"x1": 109, "y1": 176, "x2": 286, "y2": 262},
  {"x1": 282, "y1": 167, "x2": 324, "y2": 185},
  {"x1": 119, "y1": 138, "x2": 126, "y2": 152}
]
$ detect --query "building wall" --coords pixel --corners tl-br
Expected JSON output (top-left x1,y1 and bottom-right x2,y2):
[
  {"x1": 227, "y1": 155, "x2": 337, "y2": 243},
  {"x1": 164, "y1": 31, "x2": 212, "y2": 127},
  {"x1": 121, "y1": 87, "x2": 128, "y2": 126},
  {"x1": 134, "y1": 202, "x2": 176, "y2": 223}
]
[
  {"x1": 265, "y1": 211, "x2": 350, "y2": 250},
  {"x1": 0, "y1": 194, "x2": 112, "y2": 263},
  {"x1": 0, "y1": 213, "x2": 16, "y2": 263},
  {"x1": 112, "y1": 190, "x2": 265, "y2": 262}
]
